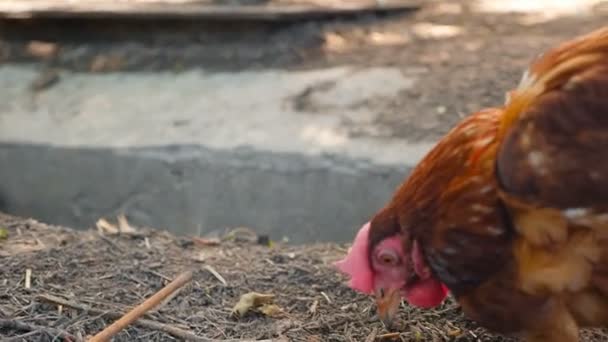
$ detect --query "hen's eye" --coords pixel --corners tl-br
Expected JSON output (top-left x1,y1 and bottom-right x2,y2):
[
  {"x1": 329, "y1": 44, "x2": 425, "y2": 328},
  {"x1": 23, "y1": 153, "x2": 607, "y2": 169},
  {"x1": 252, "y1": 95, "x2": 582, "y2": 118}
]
[{"x1": 378, "y1": 250, "x2": 399, "y2": 266}]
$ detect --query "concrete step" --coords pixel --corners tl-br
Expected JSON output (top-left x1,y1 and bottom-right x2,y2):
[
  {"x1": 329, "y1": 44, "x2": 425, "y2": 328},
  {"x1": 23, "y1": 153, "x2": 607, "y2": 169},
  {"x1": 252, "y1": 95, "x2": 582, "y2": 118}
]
[{"x1": 0, "y1": 65, "x2": 434, "y2": 243}]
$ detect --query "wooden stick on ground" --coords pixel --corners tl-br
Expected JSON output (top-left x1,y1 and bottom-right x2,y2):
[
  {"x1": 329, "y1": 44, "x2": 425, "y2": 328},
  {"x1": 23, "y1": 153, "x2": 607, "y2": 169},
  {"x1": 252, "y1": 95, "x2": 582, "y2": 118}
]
[
  {"x1": 38, "y1": 294, "x2": 212, "y2": 341},
  {"x1": 88, "y1": 270, "x2": 193, "y2": 342}
]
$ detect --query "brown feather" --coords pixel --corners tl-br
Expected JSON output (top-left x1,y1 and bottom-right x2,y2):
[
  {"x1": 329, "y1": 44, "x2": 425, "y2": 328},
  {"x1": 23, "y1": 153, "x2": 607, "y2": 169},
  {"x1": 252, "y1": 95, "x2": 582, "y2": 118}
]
[{"x1": 493, "y1": 26, "x2": 608, "y2": 341}]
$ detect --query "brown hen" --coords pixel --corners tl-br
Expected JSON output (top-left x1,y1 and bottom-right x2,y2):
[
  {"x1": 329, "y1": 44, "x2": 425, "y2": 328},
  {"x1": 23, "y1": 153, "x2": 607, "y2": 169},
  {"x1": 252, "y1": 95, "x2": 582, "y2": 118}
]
[{"x1": 336, "y1": 26, "x2": 608, "y2": 342}]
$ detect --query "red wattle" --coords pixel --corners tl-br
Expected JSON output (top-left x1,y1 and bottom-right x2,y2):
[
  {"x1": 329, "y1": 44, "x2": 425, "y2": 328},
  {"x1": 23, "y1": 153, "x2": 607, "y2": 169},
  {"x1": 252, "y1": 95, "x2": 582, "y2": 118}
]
[{"x1": 404, "y1": 278, "x2": 449, "y2": 308}]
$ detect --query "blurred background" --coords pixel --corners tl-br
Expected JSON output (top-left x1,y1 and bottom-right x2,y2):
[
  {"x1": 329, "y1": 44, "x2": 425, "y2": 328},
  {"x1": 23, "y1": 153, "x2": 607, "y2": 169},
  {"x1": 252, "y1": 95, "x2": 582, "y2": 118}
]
[{"x1": 0, "y1": 0, "x2": 605, "y2": 243}]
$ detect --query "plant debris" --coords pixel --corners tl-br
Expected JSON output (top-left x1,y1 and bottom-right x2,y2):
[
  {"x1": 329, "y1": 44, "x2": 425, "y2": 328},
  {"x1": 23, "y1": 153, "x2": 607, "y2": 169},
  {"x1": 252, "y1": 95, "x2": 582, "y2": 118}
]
[
  {"x1": 259, "y1": 304, "x2": 287, "y2": 318},
  {"x1": 232, "y1": 292, "x2": 276, "y2": 317},
  {"x1": 0, "y1": 227, "x2": 8, "y2": 240},
  {"x1": 96, "y1": 214, "x2": 141, "y2": 236}
]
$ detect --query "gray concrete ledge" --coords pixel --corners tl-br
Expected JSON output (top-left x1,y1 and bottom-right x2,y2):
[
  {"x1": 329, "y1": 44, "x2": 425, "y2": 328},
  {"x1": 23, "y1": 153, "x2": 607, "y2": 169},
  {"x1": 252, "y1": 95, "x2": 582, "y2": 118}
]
[{"x1": 0, "y1": 143, "x2": 411, "y2": 243}]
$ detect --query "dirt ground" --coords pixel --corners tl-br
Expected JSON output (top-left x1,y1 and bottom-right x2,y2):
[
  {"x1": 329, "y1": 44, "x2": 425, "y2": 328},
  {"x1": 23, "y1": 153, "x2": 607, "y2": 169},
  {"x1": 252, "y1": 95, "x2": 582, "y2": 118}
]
[
  {"x1": 1, "y1": 213, "x2": 608, "y2": 342},
  {"x1": 1, "y1": 1, "x2": 607, "y2": 141},
  {"x1": 0, "y1": 213, "x2": 602, "y2": 342}
]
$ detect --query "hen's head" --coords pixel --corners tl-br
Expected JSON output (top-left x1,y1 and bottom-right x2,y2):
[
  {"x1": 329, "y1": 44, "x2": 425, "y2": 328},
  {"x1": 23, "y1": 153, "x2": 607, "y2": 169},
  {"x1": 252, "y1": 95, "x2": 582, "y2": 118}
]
[
  {"x1": 335, "y1": 211, "x2": 448, "y2": 326},
  {"x1": 335, "y1": 108, "x2": 505, "y2": 326}
]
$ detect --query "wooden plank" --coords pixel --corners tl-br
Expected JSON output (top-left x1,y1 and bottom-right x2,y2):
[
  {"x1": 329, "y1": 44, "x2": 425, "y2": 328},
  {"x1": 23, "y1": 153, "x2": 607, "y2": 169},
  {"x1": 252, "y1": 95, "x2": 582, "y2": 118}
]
[{"x1": 0, "y1": 1, "x2": 422, "y2": 21}]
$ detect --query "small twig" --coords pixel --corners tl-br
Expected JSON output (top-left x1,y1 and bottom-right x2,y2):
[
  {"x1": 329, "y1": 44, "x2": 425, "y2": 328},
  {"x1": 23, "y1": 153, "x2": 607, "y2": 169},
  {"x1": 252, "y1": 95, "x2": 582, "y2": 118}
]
[
  {"x1": 204, "y1": 265, "x2": 227, "y2": 286},
  {"x1": 377, "y1": 332, "x2": 400, "y2": 340},
  {"x1": 320, "y1": 291, "x2": 332, "y2": 304},
  {"x1": 0, "y1": 318, "x2": 81, "y2": 342},
  {"x1": 89, "y1": 270, "x2": 193, "y2": 342},
  {"x1": 24, "y1": 269, "x2": 32, "y2": 289}
]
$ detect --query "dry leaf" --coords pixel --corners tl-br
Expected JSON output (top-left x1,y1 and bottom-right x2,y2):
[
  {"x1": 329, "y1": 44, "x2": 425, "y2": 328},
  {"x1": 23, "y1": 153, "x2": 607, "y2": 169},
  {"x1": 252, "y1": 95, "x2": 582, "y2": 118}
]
[
  {"x1": 232, "y1": 292, "x2": 275, "y2": 317},
  {"x1": 117, "y1": 214, "x2": 138, "y2": 234},
  {"x1": 0, "y1": 227, "x2": 8, "y2": 240},
  {"x1": 97, "y1": 215, "x2": 139, "y2": 236},
  {"x1": 259, "y1": 304, "x2": 286, "y2": 318},
  {"x1": 96, "y1": 218, "x2": 119, "y2": 235}
]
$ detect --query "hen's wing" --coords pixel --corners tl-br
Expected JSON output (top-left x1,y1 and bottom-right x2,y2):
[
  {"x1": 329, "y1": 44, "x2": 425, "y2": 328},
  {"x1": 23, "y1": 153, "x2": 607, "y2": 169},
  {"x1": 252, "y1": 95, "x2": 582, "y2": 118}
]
[
  {"x1": 496, "y1": 26, "x2": 608, "y2": 246},
  {"x1": 495, "y1": 27, "x2": 608, "y2": 337},
  {"x1": 497, "y1": 27, "x2": 608, "y2": 221}
]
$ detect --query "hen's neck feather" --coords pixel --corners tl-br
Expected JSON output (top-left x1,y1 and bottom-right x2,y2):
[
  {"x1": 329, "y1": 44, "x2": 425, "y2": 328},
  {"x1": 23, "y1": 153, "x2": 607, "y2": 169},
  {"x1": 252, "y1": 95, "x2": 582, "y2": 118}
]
[
  {"x1": 390, "y1": 108, "x2": 503, "y2": 227},
  {"x1": 387, "y1": 108, "x2": 514, "y2": 295}
]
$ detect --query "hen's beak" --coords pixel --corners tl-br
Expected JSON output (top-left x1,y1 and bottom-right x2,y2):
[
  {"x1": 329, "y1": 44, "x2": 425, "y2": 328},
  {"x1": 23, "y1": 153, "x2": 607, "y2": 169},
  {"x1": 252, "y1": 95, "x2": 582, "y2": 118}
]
[{"x1": 376, "y1": 287, "x2": 401, "y2": 329}]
